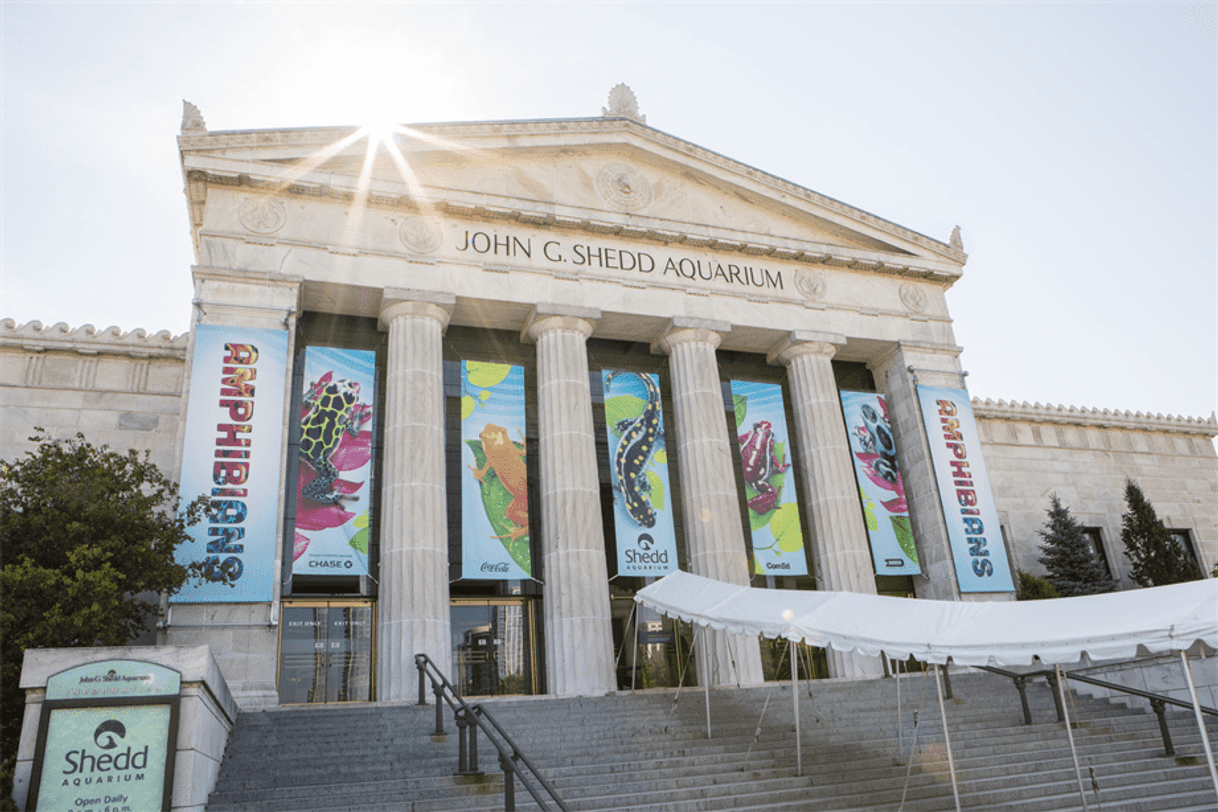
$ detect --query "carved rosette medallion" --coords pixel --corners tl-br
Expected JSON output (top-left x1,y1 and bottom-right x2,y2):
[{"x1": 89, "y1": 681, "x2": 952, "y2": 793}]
[
  {"x1": 596, "y1": 164, "x2": 652, "y2": 212},
  {"x1": 397, "y1": 216, "x2": 442, "y2": 254},
  {"x1": 795, "y1": 269, "x2": 827, "y2": 302},
  {"x1": 238, "y1": 197, "x2": 287, "y2": 234},
  {"x1": 899, "y1": 283, "x2": 929, "y2": 313}
]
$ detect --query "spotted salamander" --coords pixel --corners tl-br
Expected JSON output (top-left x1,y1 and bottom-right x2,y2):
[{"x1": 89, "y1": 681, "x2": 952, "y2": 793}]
[{"x1": 606, "y1": 371, "x2": 663, "y2": 528}]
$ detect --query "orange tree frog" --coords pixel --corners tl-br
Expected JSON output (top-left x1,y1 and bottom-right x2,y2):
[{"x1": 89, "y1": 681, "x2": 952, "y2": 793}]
[{"x1": 469, "y1": 423, "x2": 529, "y2": 541}]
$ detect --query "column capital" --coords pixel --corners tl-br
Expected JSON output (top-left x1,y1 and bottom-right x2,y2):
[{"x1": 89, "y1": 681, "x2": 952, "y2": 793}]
[
  {"x1": 522, "y1": 304, "x2": 600, "y2": 343},
  {"x1": 652, "y1": 317, "x2": 730, "y2": 355},
  {"x1": 378, "y1": 289, "x2": 455, "y2": 332},
  {"x1": 767, "y1": 330, "x2": 847, "y2": 366}
]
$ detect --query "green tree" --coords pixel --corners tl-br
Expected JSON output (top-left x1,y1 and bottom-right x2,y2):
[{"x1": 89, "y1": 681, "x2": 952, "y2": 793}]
[
  {"x1": 1037, "y1": 494, "x2": 1116, "y2": 597},
  {"x1": 1120, "y1": 479, "x2": 1202, "y2": 587},
  {"x1": 0, "y1": 431, "x2": 219, "y2": 809},
  {"x1": 1016, "y1": 571, "x2": 1061, "y2": 601}
]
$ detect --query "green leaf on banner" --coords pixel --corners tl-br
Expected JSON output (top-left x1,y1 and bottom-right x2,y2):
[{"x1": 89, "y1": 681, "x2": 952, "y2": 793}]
[
  {"x1": 465, "y1": 362, "x2": 511, "y2": 389},
  {"x1": 465, "y1": 439, "x2": 531, "y2": 573},
  {"x1": 604, "y1": 395, "x2": 645, "y2": 437},
  {"x1": 461, "y1": 395, "x2": 476, "y2": 421},
  {"x1": 860, "y1": 485, "x2": 878, "y2": 531},
  {"x1": 349, "y1": 528, "x2": 369, "y2": 555},
  {"x1": 733, "y1": 394, "x2": 748, "y2": 428},
  {"x1": 770, "y1": 503, "x2": 804, "y2": 553},
  {"x1": 654, "y1": 449, "x2": 667, "y2": 465},
  {"x1": 645, "y1": 471, "x2": 665, "y2": 511},
  {"x1": 890, "y1": 516, "x2": 917, "y2": 565}
]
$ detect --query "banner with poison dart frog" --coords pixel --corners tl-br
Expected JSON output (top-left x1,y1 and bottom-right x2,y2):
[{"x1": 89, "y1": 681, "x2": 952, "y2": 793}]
[
  {"x1": 291, "y1": 346, "x2": 375, "y2": 578},
  {"x1": 730, "y1": 380, "x2": 808, "y2": 576},
  {"x1": 601, "y1": 370, "x2": 679, "y2": 577},
  {"x1": 840, "y1": 391, "x2": 920, "y2": 576},
  {"x1": 461, "y1": 362, "x2": 532, "y2": 580}
]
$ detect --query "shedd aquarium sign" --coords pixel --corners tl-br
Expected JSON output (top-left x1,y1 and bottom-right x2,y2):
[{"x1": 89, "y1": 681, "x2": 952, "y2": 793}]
[{"x1": 28, "y1": 661, "x2": 180, "y2": 812}]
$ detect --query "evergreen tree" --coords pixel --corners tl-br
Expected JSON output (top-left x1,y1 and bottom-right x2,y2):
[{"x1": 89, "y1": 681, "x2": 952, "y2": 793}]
[
  {"x1": 1120, "y1": 479, "x2": 1202, "y2": 587},
  {"x1": 1037, "y1": 494, "x2": 1116, "y2": 597}
]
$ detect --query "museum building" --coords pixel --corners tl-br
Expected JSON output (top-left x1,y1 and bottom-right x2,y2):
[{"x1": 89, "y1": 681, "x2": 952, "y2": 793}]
[{"x1": 3, "y1": 89, "x2": 1215, "y2": 711}]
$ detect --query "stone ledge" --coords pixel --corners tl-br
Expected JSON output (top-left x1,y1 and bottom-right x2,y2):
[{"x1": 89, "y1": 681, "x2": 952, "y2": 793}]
[
  {"x1": 0, "y1": 319, "x2": 187, "y2": 358},
  {"x1": 973, "y1": 397, "x2": 1218, "y2": 437}
]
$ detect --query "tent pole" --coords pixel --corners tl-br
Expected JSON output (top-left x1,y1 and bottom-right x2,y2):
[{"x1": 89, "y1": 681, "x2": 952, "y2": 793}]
[
  {"x1": 1179, "y1": 649, "x2": 1218, "y2": 801},
  {"x1": 630, "y1": 602, "x2": 639, "y2": 692},
  {"x1": 896, "y1": 659, "x2": 904, "y2": 759},
  {"x1": 700, "y1": 626, "x2": 712, "y2": 739},
  {"x1": 791, "y1": 640, "x2": 802, "y2": 777},
  {"x1": 933, "y1": 665, "x2": 962, "y2": 812},
  {"x1": 1055, "y1": 664, "x2": 1090, "y2": 811}
]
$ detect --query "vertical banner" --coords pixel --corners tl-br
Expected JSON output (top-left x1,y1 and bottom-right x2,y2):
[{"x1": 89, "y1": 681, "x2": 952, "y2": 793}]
[
  {"x1": 917, "y1": 386, "x2": 1016, "y2": 592},
  {"x1": 175, "y1": 325, "x2": 289, "y2": 603},
  {"x1": 840, "y1": 391, "x2": 920, "y2": 575},
  {"x1": 730, "y1": 381, "x2": 807, "y2": 576},
  {"x1": 602, "y1": 371, "x2": 679, "y2": 576},
  {"x1": 291, "y1": 347, "x2": 376, "y2": 577},
  {"x1": 461, "y1": 362, "x2": 531, "y2": 580}
]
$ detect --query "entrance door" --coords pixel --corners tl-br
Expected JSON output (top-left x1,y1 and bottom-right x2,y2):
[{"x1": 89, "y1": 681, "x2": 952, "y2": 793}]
[
  {"x1": 279, "y1": 602, "x2": 374, "y2": 703},
  {"x1": 612, "y1": 595, "x2": 693, "y2": 689},
  {"x1": 450, "y1": 600, "x2": 536, "y2": 696}
]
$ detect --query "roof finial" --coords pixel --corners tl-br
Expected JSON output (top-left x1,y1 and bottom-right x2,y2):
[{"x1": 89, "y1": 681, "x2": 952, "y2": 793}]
[
  {"x1": 949, "y1": 225, "x2": 964, "y2": 251},
  {"x1": 181, "y1": 100, "x2": 207, "y2": 134},
  {"x1": 602, "y1": 83, "x2": 645, "y2": 123}
]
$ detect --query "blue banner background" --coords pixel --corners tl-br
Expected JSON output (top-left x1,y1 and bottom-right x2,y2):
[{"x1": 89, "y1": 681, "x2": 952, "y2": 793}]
[{"x1": 175, "y1": 325, "x2": 289, "y2": 603}]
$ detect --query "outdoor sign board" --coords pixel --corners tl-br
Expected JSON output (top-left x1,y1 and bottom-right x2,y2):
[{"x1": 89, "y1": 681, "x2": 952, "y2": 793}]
[{"x1": 27, "y1": 661, "x2": 180, "y2": 812}]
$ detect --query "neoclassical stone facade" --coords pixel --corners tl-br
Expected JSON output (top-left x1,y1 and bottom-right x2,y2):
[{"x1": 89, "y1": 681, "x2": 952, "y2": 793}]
[{"x1": 2, "y1": 95, "x2": 1214, "y2": 707}]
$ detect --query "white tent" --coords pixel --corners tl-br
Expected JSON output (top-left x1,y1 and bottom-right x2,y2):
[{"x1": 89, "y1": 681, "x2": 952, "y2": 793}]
[
  {"x1": 634, "y1": 571, "x2": 1218, "y2": 665},
  {"x1": 634, "y1": 571, "x2": 1218, "y2": 809}
]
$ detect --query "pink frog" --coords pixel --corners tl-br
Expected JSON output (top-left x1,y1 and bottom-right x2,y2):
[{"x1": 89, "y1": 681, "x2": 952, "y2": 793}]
[{"x1": 738, "y1": 420, "x2": 790, "y2": 514}]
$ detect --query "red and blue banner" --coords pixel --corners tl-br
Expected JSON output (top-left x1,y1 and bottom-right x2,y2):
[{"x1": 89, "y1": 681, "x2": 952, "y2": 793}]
[
  {"x1": 841, "y1": 391, "x2": 920, "y2": 576},
  {"x1": 916, "y1": 386, "x2": 1015, "y2": 593},
  {"x1": 175, "y1": 325, "x2": 289, "y2": 603},
  {"x1": 291, "y1": 347, "x2": 375, "y2": 577},
  {"x1": 602, "y1": 370, "x2": 679, "y2": 577},
  {"x1": 730, "y1": 381, "x2": 807, "y2": 576},
  {"x1": 461, "y1": 362, "x2": 532, "y2": 580}
]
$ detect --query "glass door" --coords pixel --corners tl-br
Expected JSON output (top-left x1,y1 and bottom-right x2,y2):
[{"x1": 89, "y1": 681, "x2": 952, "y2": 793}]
[
  {"x1": 611, "y1": 595, "x2": 694, "y2": 689},
  {"x1": 450, "y1": 599, "x2": 536, "y2": 696},
  {"x1": 278, "y1": 601, "x2": 374, "y2": 703}
]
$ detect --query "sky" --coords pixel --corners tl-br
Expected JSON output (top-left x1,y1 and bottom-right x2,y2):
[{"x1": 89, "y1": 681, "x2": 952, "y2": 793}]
[{"x1": 3, "y1": 3, "x2": 1215, "y2": 419}]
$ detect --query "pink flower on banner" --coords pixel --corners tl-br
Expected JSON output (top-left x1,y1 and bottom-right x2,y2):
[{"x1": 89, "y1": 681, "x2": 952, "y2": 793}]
[{"x1": 854, "y1": 451, "x2": 908, "y2": 515}]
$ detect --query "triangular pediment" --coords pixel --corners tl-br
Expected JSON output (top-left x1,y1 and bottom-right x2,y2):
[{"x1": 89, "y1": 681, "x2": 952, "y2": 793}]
[{"x1": 180, "y1": 117, "x2": 965, "y2": 274}]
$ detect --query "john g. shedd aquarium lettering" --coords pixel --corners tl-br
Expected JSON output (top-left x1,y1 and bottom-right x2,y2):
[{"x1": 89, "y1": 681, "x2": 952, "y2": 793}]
[{"x1": 456, "y1": 229, "x2": 785, "y2": 291}]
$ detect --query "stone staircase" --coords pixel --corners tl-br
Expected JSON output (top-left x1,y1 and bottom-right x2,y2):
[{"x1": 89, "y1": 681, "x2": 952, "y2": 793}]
[{"x1": 205, "y1": 671, "x2": 1217, "y2": 812}]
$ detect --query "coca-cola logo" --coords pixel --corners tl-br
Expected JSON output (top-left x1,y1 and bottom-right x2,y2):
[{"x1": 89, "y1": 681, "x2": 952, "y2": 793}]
[{"x1": 480, "y1": 562, "x2": 510, "y2": 573}]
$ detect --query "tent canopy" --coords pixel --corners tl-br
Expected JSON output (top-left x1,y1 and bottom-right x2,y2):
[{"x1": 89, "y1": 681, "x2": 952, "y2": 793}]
[{"x1": 634, "y1": 571, "x2": 1218, "y2": 667}]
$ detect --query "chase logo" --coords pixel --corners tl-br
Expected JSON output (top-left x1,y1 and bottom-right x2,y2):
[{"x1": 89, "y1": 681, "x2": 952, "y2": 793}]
[{"x1": 93, "y1": 720, "x2": 126, "y2": 749}]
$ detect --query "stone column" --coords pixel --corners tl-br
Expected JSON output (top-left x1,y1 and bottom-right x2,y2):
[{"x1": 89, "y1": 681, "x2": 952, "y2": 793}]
[
  {"x1": 870, "y1": 343, "x2": 965, "y2": 602},
  {"x1": 770, "y1": 332, "x2": 883, "y2": 679},
  {"x1": 377, "y1": 290, "x2": 455, "y2": 700},
  {"x1": 524, "y1": 306, "x2": 615, "y2": 695},
  {"x1": 655, "y1": 318, "x2": 764, "y2": 687}
]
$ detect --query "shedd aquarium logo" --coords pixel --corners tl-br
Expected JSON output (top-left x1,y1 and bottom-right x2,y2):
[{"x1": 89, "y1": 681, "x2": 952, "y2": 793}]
[{"x1": 60, "y1": 720, "x2": 149, "y2": 786}]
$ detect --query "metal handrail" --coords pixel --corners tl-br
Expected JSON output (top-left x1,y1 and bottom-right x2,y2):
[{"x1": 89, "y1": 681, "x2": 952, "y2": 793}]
[
  {"x1": 973, "y1": 662, "x2": 1217, "y2": 757},
  {"x1": 415, "y1": 654, "x2": 572, "y2": 812}
]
